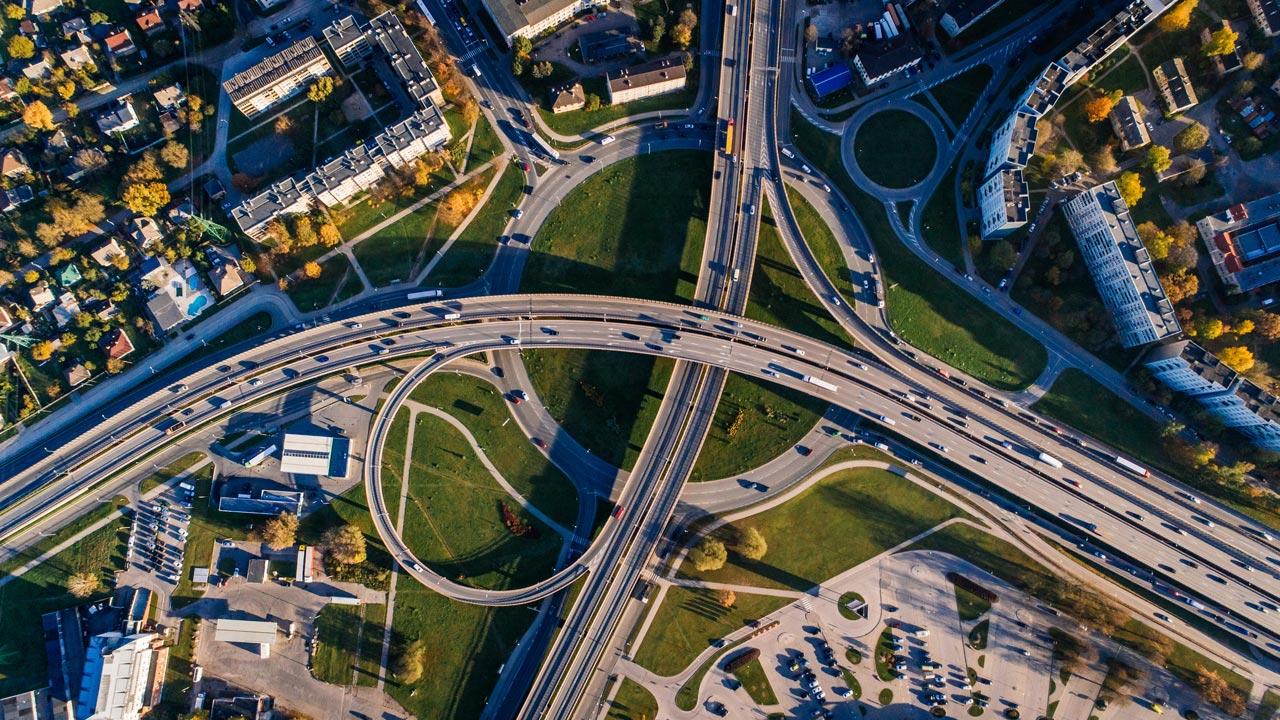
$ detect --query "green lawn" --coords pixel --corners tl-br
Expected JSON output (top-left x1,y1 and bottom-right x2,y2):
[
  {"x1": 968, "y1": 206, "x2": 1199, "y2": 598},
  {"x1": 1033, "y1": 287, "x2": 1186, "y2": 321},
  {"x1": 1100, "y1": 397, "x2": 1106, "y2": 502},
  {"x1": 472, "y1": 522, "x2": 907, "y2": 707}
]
[
  {"x1": 954, "y1": 585, "x2": 993, "y2": 622},
  {"x1": 408, "y1": 372, "x2": 580, "y2": 529},
  {"x1": 873, "y1": 626, "x2": 897, "y2": 681},
  {"x1": 0, "y1": 496, "x2": 128, "y2": 576},
  {"x1": 395, "y1": 411, "x2": 563, "y2": 590},
  {"x1": 424, "y1": 163, "x2": 517, "y2": 287},
  {"x1": 521, "y1": 150, "x2": 711, "y2": 302},
  {"x1": 537, "y1": 83, "x2": 698, "y2": 137},
  {"x1": 690, "y1": 372, "x2": 827, "y2": 482},
  {"x1": 139, "y1": 452, "x2": 207, "y2": 495},
  {"x1": 0, "y1": 511, "x2": 129, "y2": 695},
  {"x1": 352, "y1": 200, "x2": 440, "y2": 287},
  {"x1": 681, "y1": 467, "x2": 967, "y2": 590},
  {"x1": 792, "y1": 110, "x2": 1047, "y2": 390},
  {"x1": 920, "y1": 164, "x2": 964, "y2": 271},
  {"x1": 1031, "y1": 369, "x2": 1167, "y2": 469},
  {"x1": 733, "y1": 656, "x2": 779, "y2": 705},
  {"x1": 467, "y1": 114, "x2": 504, "y2": 169},
  {"x1": 750, "y1": 199, "x2": 856, "y2": 349},
  {"x1": 853, "y1": 110, "x2": 937, "y2": 189},
  {"x1": 286, "y1": 254, "x2": 361, "y2": 312},
  {"x1": 926, "y1": 64, "x2": 994, "y2": 127},
  {"x1": 1257, "y1": 689, "x2": 1280, "y2": 720},
  {"x1": 311, "y1": 603, "x2": 387, "y2": 686},
  {"x1": 299, "y1": 483, "x2": 395, "y2": 591},
  {"x1": 150, "y1": 618, "x2": 199, "y2": 720},
  {"x1": 607, "y1": 677, "x2": 659, "y2": 720},
  {"x1": 785, "y1": 186, "x2": 861, "y2": 311},
  {"x1": 956, "y1": 0, "x2": 1053, "y2": 41},
  {"x1": 631, "y1": 586, "x2": 790, "y2": 676}
]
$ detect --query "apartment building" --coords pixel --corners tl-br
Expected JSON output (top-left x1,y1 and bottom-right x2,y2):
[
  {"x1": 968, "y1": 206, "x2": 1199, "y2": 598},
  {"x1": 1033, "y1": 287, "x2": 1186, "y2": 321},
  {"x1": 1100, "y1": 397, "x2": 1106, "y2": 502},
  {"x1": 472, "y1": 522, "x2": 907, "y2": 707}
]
[
  {"x1": 1198, "y1": 191, "x2": 1280, "y2": 293},
  {"x1": 606, "y1": 57, "x2": 686, "y2": 105},
  {"x1": 480, "y1": 0, "x2": 586, "y2": 44},
  {"x1": 1109, "y1": 95, "x2": 1151, "y2": 151},
  {"x1": 1145, "y1": 340, "x2": 1280, "y2": 452},
  {"x1": 1153, "y1": 57, "x2": 1199, "y2": 114},
  {"x1": 1062, "y1": 182, "x2": 1179, "y2": 348},
  {"x1": 1247, "y1": 0, "x2": 1280, "y2": 36},
  {"x1": 223, "y1": 36, "x2": 334, "y2": 119},
  {"x1": 978, "y1": 167, "x2": 1029, "y2": 240}
]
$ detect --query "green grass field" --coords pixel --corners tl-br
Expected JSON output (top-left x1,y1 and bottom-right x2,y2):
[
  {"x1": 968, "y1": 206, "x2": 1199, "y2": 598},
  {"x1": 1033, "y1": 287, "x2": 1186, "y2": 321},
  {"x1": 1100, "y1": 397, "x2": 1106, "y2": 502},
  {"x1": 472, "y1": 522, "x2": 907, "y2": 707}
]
[
  {"x1": 521, "y1": 150, "x2": 711, "y2": 302},
  {"x1": 1031, "y1": 369, "x2": 1167, "y2": 470},
  {"x1": 311, "y1": 604, "x2": 387, "y2": 686},
  {"x1": 785, "y1": 186, "x2": 861, "y2": 310},
  {"x1": 750, "y1": 199, "x2": 856, "y2": 349},
  {"x1": 690, "y1": 372, "x2": 827, "y2": 482},
  {"x1": 0, "y1": 496, "x2": 128, "y2": 576},
  {"x1": 792, "y1": 110, "x2": 1046, "y2": 390},
  {"x1": 0, "y1": 511, "x2": 129, "y2": 695},
  {"x1": 395, "y1": 411, "x2": 563, "y2": 590},
  {"x1": 681, "y1": 467, "x2": 967, "y2": 590},
  {"x1": 954, "y1": 585, "x2": 993, "y2": 622},
  {"x1": 352, "y1": 199, "x2": 441, "y2": 287},
  {"x1": 632, "y1": 586, "x2": 790, "y2": 676},
  {"x1": 172, "y1": 464, "x2": 255, "y2": 608},
  {"x1": 537, "y1": 84, "x2": 697, "y2": 137},
  {"x1": 926, "y1": 64, "x2": 994, "y2": 127},
  {"x1": 138, "y1": 452, "x2": 207, "y2": 495},
  {"x1": 408, "y1": 372, "x2": 579, "y2": 529},
  {"x1": 734, "y1": 656, "x2": 779, "y2": 705},
  {"x1": 285, "y1": 254, "x2": 361, "y2": 312},
  {"x1": 853, "y1": 110, "x2": 937, "y2": 189},
  {"x1": 425, "y1": 163, "x2": 519, "y2": 287},
  {"x1": 920, "y1": 164, "x2": 964, "y2": 271},
  {"x1": 607, "y1": 677, "x2": 659, "y2": 720}
]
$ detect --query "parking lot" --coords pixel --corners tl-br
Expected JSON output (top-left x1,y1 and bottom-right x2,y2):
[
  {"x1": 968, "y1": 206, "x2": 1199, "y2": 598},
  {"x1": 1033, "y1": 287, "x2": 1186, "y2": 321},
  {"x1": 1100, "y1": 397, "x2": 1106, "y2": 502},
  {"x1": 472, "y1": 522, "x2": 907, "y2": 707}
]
[{"x1": 127, "y1": 483, "x2": 194, "y2": 586}]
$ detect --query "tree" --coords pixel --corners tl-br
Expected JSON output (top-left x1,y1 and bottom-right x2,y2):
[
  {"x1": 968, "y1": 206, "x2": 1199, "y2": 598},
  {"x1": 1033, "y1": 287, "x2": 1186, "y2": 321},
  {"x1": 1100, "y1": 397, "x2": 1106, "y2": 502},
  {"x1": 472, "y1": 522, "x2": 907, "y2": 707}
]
[
  {"x1": 990, "y1": 240, "x2": 1018, "y2": 270},
  {"x1": 307, "y1": 76, "x2": 334, "y2": 103},
  {"x1": 513, "y1": 36, "x2": 533, "y2": 62},
  {"x1": 111, "y1": 253, "x2": 130, "y2": 271},
  {"x1": 1083, "y1": 95, "x2": 1117, "y2": 123},
  {"x1": 649, "y1": 14, "x2": 666, "y2": 43},
  {"x1": 678, "y1": 7, "x2": 697, "y2": 29},
  {"x1": 460, "y1": 98, "x2": 480, "y2": 126},
  {"x1": 670, "y1": 22, "x2": 693, "y2": 49},
  {"x1": 1182, "y1": 158, "x2": 1207, "y2": 186},
  {"x1": 1116, "y1": 171, "x2": 1143, "y2": 207},
  {"x1": 584, "y1": 93, "x2": 602, "y2": 112},
  {"x1": 122, "y1": 182, "x2": 170, "y2": 216},
  {"x1": 89, "y1": 10, "x2": 108, "y2": 23},
  {"x1": 1196, "y1": 316, "x2": 1225, "y2": 340},
  {"x1": 293, "y1": 216, "x2": 316, "y2": 247},
  {"x1": 804, "y1": 23, "x2": 818, "y2": 45},
  {"x1": 159, "y1": 141, "x2": 189, "y2": 169},
  {"x1": 510, "y1": 58, "x2": 524, "y2": 77},
  {"x1": 737, "y1": 527, "x2": 767, "y2": 560},
  {"x1": 4, "y1": 3, "x2": 24, "y2": 19},
  {"x1": 274, "y1": 114, "x2": 294, "y2": 135},
  {"x1": 302, "y1": 261, "x2": 323, "y2": 279},
  {"x1": 262, "y1": 512, "x2": 299, "y2": 550},
  {"x1": 74, "y1": 148, "x2": 108, "y2": 172},
  {"x1": 319, "y1": 223, "x2": 342, "y2": 247},
  {"x1": 55, "y1": 80, "x2": 75, "y2": 100},
  {"x1": 716, "y1": 589, "x2": 736, "y2": 608},
  {"x1": 1144, "y1": 145, "x2": 1172, "y2": 174},
  {"x1": 1157, "y1": 0, "x2": 1197, "y2": 32},
  {"x1": 688, "y1": 537, "x2": 727, "y2": 571},
  {"x1": 323, "y1": 524, "x2": 367, "y2": 566},
  {"x1": 1201, "y1": 26, "x2": 1238, "y2": 57},
  {"x1": 22, "y1": 100, "x2": 55, "y2": 131},
  {"x1": 67, "y1": 572, "x2": 100, "y2": 598},
  {"x1": 437, "y1": 184, "x2": 483, "y2": 226},
  {"x1": 31, "y1": 340, "x2": 54, "y2": 361},
  {"x1": 393, "y1": 639, "x2": 426, "y2": 683},
  {"x1": 1218, "y1": 345, "x2": 1254, "y2": 373},
  {"x1": 6, "y1": 34, "x2": 34, "y2": 60},
  {"x1": 1089, "y1": 144, "x2": 1118, "y2": 175},
  {"x1": 124, "y1": 154, "x2": 164, "y2": 185},
  {"x1": 1233, "y1": 317, "x2": 1254, "y2": 336},
  {"x1": 531, "y1": 60, "x2": 552, "y2": 79},
  {"x1": 1256, "y1": 312, "x2": 1280, "y2": 341},
  {"x1": 1242, "y1": 51, "x2": 1265, "y2": 71},
  {"x1": 1192, "y1": 665, "x2": 1247, "y2": 716},
  {"x1": 1174, "y1": 122, "x2": 1210, "y2": 153},
  {"x1": 106, "y1": 357, "x2": 125, "y2": 374},
  {"x1": 1049, "y1": 148, "x2": 1084, "y2": 177}
]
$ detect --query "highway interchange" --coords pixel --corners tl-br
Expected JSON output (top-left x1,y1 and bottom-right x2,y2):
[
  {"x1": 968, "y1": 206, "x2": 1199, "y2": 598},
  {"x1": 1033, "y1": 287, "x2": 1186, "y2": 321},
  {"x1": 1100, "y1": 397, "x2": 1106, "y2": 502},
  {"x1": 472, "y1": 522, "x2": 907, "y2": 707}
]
[{"x1": 3, "y1": 0, "x2": 1280, "y2": 715}]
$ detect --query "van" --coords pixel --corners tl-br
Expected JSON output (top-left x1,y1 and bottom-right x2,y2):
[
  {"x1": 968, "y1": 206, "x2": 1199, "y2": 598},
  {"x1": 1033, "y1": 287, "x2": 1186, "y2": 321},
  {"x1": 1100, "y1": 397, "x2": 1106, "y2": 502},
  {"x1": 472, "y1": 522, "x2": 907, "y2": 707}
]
[
  {"x1": 599, "y1": 135, "x2": 615, "y2": 145},
  {"x1": 471, "y1": 63, "x2": 481, "y2": 77},
  {"x1": 781, "y1": 147, "x2": 795, "y2": 159},
  {"x1": 443, "y1": 312, "x2": 461, "y2": 320},
  {"x1": 732, "y1": 268, "x2": 741, "y2": 282}
]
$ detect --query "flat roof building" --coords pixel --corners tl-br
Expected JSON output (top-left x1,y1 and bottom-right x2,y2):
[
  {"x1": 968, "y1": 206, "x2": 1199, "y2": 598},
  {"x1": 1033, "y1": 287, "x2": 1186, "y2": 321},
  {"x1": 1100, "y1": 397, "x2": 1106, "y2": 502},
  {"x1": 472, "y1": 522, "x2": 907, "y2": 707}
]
[
  {"x1": 984, "y1": 109, "x2": 1038, "y2": 179},
  {"x1": 1109, "y1": 95, "x2": 1150, "y2": 151},
  {"x1": 223, "y1": 36, "x2": 333, "y2": 119},
  {"x1": 1062, "y1": 181, "x2": 1180, "y2": 348},
  {"x1": 1247, "y1": 0, "x2": 1280, "y2": 36},
  {"x1": 1145, "y1": 340, "x2": 1280, "y2": 452},
  {"x1": 1153, "y1": 58, "x2": 1198, "y2": 114},
  {"x1": 852, "y1": 35, "x2": 923, "y2": 86},
  {"x1": 74, "y1": 633, "x2": 162, "y2": 720},
  {"x1": 978, "y1": 168, "x2": 1029, "y2": 240},
  {"x1": 1198, "y1": 192, "x2": 1280, "y2": 293},
  {"x1": 480, "y1": 0, "x2": 584, "y2": 43},
  {"x1": 606, "y1": 57, "x2": 687, "y2": 105},
  {"x1": 213, "y1": 620, "x2": 277, "y2": 658},
  {"x1": 807, "y1": 63, "x2": 853, "y2": 99},
  {"x1": 578, "y1": 30, "x2": 638, "y2": 63},
  {"x1": 280, "y1": 433, "x2": 350, "y2": 477},
  {"x1": 0, "y1": 688, "x2": 54, "y2": 720}
]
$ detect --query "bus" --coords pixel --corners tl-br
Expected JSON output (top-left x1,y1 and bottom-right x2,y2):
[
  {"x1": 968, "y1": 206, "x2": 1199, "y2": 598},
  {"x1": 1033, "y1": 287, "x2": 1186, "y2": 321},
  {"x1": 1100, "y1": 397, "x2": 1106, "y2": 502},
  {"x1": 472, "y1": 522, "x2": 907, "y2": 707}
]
[
  {"x1": 407, "y1": 289, "x2": 443, "y2": 300},
  {"x1": 723, "y1": 118, "x2": 735, "y2": 155}
]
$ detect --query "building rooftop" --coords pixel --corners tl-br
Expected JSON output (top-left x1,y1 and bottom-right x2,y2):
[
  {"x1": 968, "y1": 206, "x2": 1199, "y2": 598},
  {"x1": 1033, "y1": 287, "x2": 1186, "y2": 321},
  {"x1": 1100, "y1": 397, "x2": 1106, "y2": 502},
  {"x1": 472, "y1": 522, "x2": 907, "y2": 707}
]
[
  {"x1": 808, "y1": 63, "x2": 853, "y2": 98},
  {"x1": 213, "y1": 620, "x2": 277, "y2": 646},
  {"x1": 1020, "y1": 62, "x2": 1068, "y2": 115},
  {"x1": 990, "y1": 168, "x2": 1029, "y2": 226},
  {"x1": 606, "y1": 57, "x2": 687, "y2": 95},
  {"x1": 853, "y1": 34, "x2": 923, "y2": 83},
  {"x1": 1253, "y1": 0, "x2": 1280, "y2": 34},
  {"x1": 1110, "y1": 95, "x2": 1150, "y2": 150},
  {"x1": 280, "y1": 433, "x2": 350, "y2": 477},
  {"x1": 1059, "y1": 0, "x2": 1152, "y2": 77},
  {"x1": 1154, "y1": 57, "x2": 1198, "y2": 112},
  {"x1": 223, "y1": 36, "x2": 327, "y2": 104},
  {"x1": 1146, "y1": 340, "x2": 1240, "y2": 389},
  {"x1": 483, "y1": 0, "x2": 577, "y2": 39},
  {"x1": 578, "y1": 30, "x2": 638, "y2": 63}
]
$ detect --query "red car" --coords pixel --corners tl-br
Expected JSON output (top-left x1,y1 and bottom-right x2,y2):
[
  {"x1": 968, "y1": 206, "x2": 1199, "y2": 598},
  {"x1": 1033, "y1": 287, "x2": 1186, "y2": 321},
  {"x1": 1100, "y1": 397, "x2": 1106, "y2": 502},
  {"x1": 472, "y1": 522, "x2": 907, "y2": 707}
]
[
  {"x1": 612, "y1": 505, "x2": 624, "y2": 519},
  {"x1": 533, "y1": 437, "x2": 546, "y2": 449}
]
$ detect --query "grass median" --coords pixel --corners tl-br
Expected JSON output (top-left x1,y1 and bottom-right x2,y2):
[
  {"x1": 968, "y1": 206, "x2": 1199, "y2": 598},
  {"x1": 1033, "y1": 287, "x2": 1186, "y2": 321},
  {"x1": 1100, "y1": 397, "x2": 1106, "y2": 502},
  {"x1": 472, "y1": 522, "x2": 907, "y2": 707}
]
[
  {"x1": 792, "y1": 109, "x2": 1046, "y2": 390},
  {"x1": 425, "y1": 163, "x2": 519, "y2": 287},
  {"x1": 680, "y1": 466, "x2": 967, "y2": 591}
]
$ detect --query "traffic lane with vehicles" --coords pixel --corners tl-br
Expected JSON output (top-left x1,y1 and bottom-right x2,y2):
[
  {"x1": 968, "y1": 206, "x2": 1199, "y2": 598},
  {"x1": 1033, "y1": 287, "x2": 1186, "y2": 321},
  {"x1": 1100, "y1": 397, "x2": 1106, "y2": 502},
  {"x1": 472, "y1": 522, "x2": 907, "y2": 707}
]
[{"x1": 7, "y1": 299, "x2": 1279, "y2": 640}]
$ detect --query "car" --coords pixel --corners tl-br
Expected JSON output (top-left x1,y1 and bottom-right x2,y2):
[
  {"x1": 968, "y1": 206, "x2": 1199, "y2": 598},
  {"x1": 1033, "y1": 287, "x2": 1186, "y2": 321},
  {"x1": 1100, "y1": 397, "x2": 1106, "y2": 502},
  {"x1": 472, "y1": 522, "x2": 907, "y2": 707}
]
[
  {"x1": 512, "y1": 208, "x2": 524, "y2": 219},
  {"x1": 248, "y1": 378, "x2": 261, "y2": 387},
  {"x1": 173, "y1": 384, "x2": 187, "y2": 392},
  {"x1": 520, "y1": 161, "x2": 531, "y2": 172},
  {"x1": 533, "y1": 438, "x2": 546, "y2": 449}
]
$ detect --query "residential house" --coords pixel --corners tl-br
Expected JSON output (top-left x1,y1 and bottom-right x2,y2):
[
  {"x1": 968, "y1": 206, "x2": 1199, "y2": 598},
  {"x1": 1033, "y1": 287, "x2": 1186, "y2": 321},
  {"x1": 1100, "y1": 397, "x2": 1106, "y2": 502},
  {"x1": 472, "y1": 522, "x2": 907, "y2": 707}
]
[
  {"x1": 1228, "y1": 95, "x2": 1277, "y2": 139},
  {"x1": 605, "y1": 57, "x2": 687, "y2": 105},
  {"x1": 0, "y1": 185, "x2": 34, "y2": 213},
  {"x1": 1061, "y1": 181, "x2": 1179, "y2": 348},
  {"x1": 130, "y1": 216, "x2": 165, "y2": 249},
  {"x1": 18, "y1": 19, "x2": 41, "y2": 41},
  {"x1": 0, "y1": 306, "x2": 13, "y2": 329},
  {"x1": 222, "y1": 36, "x2": 334, "y2": 119},
  {"x1": 65, "y1": 362, "x2": 91, "y2": 386},
  {"x1": 0, "y1": 78, "x2": 17, "y2": 101},
  {"x1": 28, "y1": 281, "x2": 55, "y2": 310},
  {"x1": 22, "y1": 59, "x2": 53, "y2": 81},
  {"x1": 101, "y1": 328, "x2": 135, "y2": 359},
  {"x1": 104, "y1": 28, "x2": 138, "y2": 57},
  {"x1": 91, "y1": 237, "x2": 128, "y2": 267},
  {"x1": 1109, "y1": 95, "x2": 1150, "y2": 151},
  {"x1": 159, "y1": 111, "x2": 182, "y2": 135},
  {"x1": 97, "y1": 97, "x2": 141, "y2": 135},
  {"x1": 60, "y1": 44, "x2": 95, "y2": 70},
  {"x1": 27, "y1": 0, "x2": 62, "y2": 16},
  {"x1": 136, "y1": 6, "x2": 165, "y2": 35},
  {"x1": 1247, "y1": 0, "x2": 1280, "y2": 36},
  {"x1": 52, "y1": 292, "x2": 80, "y2": 328},
  {"x1": 176, "y1": 0, "x2": 203, "y2": 10},
  {"x1": 153, "y1": 83, "x2": 185, "y2": 111},
  {"x1": 0, "y1": 149, "x2": 30, "y2": 179},
  {"x1": 62, "y1": 16, "x2": 90, "y2": 42},
  {"x1": 45, "y1": 128, "x2": 72, "y2": 155},
  {"x1": 139, "y1": 256, "x2": 213, "y2": 333},
  {"x1": 549, "y1": 83, "x2": 585, "y2": 114},
  {"x1": 55, "y1": 263, "x2": 81, "y2": 287},
  {"x1": 1153, "y1": 58, "x2": 1198, "y2": 114},
  {"x1": 1202, "y1": 21, "x2": 1243, "y2": 76},
  {"x1": 208, "y1": 262, "x2": 248, "y2": 297}
]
